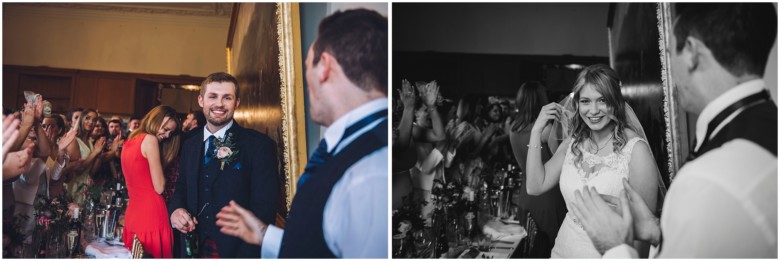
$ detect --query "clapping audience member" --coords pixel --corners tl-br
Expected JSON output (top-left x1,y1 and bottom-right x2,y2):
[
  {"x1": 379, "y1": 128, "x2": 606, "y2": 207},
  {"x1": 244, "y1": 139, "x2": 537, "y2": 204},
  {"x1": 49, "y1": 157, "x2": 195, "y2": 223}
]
[{"x1": 66, "y1": 109, "x2": 106, "y2": 205}]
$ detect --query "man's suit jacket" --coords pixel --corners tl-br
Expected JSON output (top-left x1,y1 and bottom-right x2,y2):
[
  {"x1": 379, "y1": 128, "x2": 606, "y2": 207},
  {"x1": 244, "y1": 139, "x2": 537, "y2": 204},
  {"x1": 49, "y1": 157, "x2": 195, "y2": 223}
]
[{"x1": 168, "y1": 123, "x2": 278, "y2": 258}]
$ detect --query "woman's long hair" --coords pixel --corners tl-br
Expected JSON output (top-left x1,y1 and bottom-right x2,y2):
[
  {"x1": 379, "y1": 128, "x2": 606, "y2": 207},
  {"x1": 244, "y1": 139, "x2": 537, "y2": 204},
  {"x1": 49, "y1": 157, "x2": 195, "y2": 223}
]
[
  {"x1": 75, "y1": 108, "x2": 98, "y2": 142},
  {"x1": 510, "y1": 81, "x2": 548, "y2": 133},
  {"x1": 129, "y1": 105, "x2": 182, "y2": 169},
  {"x1": 569, "y1": 64, "x2": 631, "y2": 166},
  {"x1": 92, "y1": 117, "x2": 109, "y2": 140}
]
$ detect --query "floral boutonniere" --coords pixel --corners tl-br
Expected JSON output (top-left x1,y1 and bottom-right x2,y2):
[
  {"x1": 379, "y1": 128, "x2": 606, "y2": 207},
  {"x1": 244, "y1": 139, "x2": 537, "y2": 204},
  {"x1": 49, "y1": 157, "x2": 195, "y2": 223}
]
[{"x1": 214, "y1": 133, "x2": 240, "y2": 170}]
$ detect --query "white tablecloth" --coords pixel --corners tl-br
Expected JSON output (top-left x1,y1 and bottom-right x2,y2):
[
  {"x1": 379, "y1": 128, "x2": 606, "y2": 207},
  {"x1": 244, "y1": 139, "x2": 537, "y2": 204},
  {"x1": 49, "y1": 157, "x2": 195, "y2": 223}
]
[{"x1": 85, "y1": 239, "x2": 130, "y2": 259}]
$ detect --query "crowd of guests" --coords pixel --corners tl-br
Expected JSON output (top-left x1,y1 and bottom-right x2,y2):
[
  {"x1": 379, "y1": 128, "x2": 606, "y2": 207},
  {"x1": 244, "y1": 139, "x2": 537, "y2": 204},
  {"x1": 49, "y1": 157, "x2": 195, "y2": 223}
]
[
  {"x1": 392, "y1": 79, "x2": 568, "y2": 257},
  {"x1": 1, "y1": 97, "x2": 206, "y2": 256}
]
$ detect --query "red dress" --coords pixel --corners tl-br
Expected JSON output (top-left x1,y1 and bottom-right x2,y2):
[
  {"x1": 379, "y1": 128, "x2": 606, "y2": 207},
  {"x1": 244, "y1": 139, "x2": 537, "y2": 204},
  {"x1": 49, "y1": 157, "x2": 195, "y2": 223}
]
[{"x1": 121, "y1": 133, "x2": 173, "y2": 258}]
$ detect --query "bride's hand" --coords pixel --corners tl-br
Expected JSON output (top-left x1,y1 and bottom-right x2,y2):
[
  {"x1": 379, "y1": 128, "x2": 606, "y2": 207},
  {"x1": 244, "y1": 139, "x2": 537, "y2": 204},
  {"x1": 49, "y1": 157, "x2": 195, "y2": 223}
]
[{"x1": 532, "y1": 103, "x2": 563, "y2": 134}]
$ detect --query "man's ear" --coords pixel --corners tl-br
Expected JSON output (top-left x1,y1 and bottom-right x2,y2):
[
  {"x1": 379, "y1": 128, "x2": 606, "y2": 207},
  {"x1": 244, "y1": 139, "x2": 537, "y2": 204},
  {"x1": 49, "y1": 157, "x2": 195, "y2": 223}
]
[
  {"x1": 235, "y1": 97, "x2": 240, "y2": 109},
  {"x1": 685, "y1": 36, "x2": 705, "y2": 73},
  {"x1": 198, "y1": 95, "x2": 204, "y2": 108},
  {"x1": 317, "y1": 52, "x2": 334, "y2": 83}
]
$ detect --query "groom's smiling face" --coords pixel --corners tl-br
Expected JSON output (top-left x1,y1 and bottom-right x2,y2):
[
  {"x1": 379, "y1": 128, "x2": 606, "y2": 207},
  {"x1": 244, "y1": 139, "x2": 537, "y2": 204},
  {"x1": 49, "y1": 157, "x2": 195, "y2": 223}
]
[{"x1": 199, "y1": 81, "x2": 240, "y2": 129}]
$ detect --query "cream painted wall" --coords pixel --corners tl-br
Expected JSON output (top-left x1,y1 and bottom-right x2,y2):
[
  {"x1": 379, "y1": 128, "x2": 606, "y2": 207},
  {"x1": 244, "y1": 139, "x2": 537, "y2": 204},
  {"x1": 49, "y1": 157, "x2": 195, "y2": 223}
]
[{"x1": 3, "y1": 5, "x2": 230, "y2": 77}]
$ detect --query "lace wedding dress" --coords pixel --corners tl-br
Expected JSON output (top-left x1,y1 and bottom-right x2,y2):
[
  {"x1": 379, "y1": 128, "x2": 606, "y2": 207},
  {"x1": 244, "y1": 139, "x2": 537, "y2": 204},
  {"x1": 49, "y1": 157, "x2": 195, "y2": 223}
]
[{"x1": 550, "y1": 137, "x2": 645, "y2": 258}]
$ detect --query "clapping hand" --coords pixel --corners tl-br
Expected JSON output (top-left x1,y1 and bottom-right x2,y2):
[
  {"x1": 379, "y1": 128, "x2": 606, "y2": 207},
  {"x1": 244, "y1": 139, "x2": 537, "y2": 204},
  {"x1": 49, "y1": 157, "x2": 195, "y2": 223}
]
[
  {"x1": 93, "y1": 137, "x2": 107, "y2": 154},
  {"x1": 216, "y1": 200, "x2": 267, "y2": 246},
  {"x1": 110, "y1": 136, "x2": 124, "y2": 153},
  {"x1": 3, "y1": 115, "x2": 21, "y2": 159},
  {"x1": 3, "y1": 143, "x2": 35, "y2": 180},
  {"x1": 33, "y1": 99, "x2": 44, "y2": 122},
  {"x1": 569, "y1": 186, "x2": 633, "y2": 255},
  {"x1": 399, "y1": 79, "x2": 416, "y2": 109},
  {"x1": 20, "y1": 103, "x2": 35, "y2": 128},
  {"x1": 422, "y1": 81, "x2": 440, "y2": 107},
  {"x1": 58, "y1": 128, "x2": 77, "y2": 153},
  {"x1": 621, "y1": 178, "x2": 662, "y2": 246}
]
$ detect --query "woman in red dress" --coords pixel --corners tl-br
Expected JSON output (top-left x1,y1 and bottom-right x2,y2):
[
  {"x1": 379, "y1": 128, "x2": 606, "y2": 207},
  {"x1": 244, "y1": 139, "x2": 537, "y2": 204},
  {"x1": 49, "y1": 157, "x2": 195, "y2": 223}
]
[{"x1": 121, "y1": 105, "x2": 181, "y2": 258}]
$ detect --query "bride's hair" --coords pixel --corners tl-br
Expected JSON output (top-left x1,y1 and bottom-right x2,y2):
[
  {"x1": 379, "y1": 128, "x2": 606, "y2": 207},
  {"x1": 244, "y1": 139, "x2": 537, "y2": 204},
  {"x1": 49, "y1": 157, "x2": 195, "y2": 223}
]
[{"x1": 568, "y1": 64, "x2": 632, "y2": 166}]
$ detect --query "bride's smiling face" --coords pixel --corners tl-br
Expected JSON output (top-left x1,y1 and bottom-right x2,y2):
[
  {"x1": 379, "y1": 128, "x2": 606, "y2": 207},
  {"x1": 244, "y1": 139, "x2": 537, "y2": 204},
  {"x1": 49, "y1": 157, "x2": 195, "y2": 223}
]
[{"x1": 578, "y1": 84, "x2": 614, "y2": 132}]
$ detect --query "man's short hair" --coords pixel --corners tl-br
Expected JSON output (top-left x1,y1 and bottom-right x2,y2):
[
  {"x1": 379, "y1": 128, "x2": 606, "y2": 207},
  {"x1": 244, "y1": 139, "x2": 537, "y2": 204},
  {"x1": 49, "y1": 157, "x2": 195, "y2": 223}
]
[
  {"x1": 200, "y1": 72, "x2": 240, "y2": 100},
  {"x1": 674, "y1": 3, "x2": 777, "y2": 77},
  {"x1": 129, "y1": 117, "x2": 140, "y2": 122},
  {"x1": 108, "y1": 119, "x2": 122, "y2": 126},
  {"x1": 313, "y1": 9, "x2": 388, "y2": 94}
]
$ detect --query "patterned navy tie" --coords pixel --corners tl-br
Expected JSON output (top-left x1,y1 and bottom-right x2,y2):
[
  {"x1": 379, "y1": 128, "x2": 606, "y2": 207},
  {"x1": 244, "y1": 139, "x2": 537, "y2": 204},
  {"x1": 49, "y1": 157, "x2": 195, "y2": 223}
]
[{"x1": 204, "y1": 135, "x2": 216, "y2": 165}]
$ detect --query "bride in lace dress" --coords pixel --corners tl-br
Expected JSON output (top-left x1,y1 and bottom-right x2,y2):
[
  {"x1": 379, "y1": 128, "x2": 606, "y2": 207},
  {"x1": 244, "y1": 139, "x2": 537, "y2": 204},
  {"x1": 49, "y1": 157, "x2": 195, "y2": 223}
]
[{"x1": 524, "y1": 64, "x2": 660, "y2": 258}]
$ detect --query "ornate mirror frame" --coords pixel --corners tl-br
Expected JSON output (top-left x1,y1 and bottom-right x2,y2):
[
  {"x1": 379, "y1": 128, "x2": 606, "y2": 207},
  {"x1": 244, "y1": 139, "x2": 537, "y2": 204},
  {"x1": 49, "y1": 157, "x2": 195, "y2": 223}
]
[
  {"x1": 227, "y1": 2, "x2": 307, "y2": 214},
  {"x1": 657, "y1": 3, "x2": 690, "y2": 181}
]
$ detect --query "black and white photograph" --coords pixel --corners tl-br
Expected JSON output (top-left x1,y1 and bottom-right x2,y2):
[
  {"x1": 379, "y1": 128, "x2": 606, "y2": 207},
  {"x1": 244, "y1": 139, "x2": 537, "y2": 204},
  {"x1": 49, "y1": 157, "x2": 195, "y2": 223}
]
[{"x1": 391, "y1": 3, "x2": 777, "y2": 258}]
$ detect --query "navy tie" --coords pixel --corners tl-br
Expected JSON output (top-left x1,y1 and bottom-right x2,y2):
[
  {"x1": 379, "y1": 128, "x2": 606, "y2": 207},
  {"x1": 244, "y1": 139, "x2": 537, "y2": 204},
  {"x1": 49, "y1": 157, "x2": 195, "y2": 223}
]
[
  {"x1": 297, "y1": 139, "x2": 330, "y2": 187},
  {"x1": 297, "y1": 109, "x2": 388, "y2": 187},
  {"x1": 204, "y1": 135, "x2": 216, "y2": 165}
]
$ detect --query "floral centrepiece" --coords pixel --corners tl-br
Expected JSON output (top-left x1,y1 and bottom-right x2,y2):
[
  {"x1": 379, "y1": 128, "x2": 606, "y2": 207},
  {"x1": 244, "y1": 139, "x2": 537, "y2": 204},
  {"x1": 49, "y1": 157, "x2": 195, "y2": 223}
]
[
  {"x1": 33, "y1": 195, "x2": 72, "y2": 237},
  {"x1": 77, "y1": 178, "x2": 101, "y2": 204},
  {"x1": 213, "y1": 133, "x2": 239, "y2": 170}
]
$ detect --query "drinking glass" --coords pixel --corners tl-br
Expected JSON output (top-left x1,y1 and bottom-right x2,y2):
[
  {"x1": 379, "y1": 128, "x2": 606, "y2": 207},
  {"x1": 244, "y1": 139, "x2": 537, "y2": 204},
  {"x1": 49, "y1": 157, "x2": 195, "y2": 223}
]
[{"x1": 95, "y1": 213, "x2": 106, "y2": 238}]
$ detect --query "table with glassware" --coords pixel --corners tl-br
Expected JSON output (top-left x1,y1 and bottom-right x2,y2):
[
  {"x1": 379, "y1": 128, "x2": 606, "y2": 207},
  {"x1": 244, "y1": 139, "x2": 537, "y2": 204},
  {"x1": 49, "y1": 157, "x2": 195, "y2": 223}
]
[
  {"x1": 392, "y1": 164, "x2": 527, "y2": 258},
  {"x1": 11, "y1": 181, "x2": 129, "y2": 258}
]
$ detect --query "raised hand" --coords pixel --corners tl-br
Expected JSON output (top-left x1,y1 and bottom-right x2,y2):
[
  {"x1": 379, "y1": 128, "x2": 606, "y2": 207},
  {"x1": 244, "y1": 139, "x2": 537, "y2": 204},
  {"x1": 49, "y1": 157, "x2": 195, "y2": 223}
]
[
  {"x1": 3, "y1": 115, "x2": 21, "y2": 159},
  {"x1": 532, "y1": 103, "x2": 564, "y2": 134},
  {"x1": 3, "y1": 143, "x2": 35, "y2": 180},
  {"x1": 400, "y1": 79, "x2": 416, "y2": 109},
  {"x1": 33, "y1": 98, "x2": 44, "y2": 121},
  {"x1": 422, "y1": 81, "x2": 440, "y2": 107},
  {"x1": 58, "y1": 128, "x2": 78, "y2": 153},
  {"x1": 111, "y1": 136, "x2": 125, "y2": 152},
  {"x1": 93, "y1": 137, "x2": 107, "y2": 153},
  {"x1": 20, "y1": 103, "x2": 34, "y2": 128}
]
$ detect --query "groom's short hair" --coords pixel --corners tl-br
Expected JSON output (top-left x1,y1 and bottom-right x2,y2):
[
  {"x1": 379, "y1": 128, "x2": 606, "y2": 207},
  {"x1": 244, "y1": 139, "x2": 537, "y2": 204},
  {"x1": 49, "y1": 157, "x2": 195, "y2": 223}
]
[
  {"x1": 200, "y1": 72, "x2": 240, "y2": 100},
  {"x1": 674, "y1": 3, "x2": 777, "y2": 77},
  {"x1": 312, "y1": 9, "x2": 387, "y2": 95}
]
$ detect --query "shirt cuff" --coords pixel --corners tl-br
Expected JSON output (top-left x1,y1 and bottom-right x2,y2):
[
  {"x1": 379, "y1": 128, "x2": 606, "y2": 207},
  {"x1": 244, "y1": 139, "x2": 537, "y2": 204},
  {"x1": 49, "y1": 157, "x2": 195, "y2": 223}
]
[
  {"x1": 603, "y1": 244, "x2": 639, "y2": 258},
  {"x1": 261, "y1": 224, "x2": 284, "y2": 258}
]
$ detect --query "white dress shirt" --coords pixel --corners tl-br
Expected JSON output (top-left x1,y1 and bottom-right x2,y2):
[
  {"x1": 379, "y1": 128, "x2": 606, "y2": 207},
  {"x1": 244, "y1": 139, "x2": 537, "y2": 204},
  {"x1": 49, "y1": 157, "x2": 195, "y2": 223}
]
[
  {"x1": 262, "y1": 98, "x2": 388, "y2": 258},
  {"x1": 14, "y1": 157, "x2": 66, "y2": 242},
  {"x1": 604, "y1": 80, "x2": 777, "y2": 258},
  {"x1": 203, "y1": 120, "x2": 234, "y2": 155}
]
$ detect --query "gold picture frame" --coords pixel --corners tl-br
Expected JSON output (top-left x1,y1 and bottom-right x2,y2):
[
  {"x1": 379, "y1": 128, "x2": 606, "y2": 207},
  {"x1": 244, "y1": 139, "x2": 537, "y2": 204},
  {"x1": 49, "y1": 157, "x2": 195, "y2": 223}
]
[{"x1": 226, "y1": 2, "x2": 307, "y2": 214}]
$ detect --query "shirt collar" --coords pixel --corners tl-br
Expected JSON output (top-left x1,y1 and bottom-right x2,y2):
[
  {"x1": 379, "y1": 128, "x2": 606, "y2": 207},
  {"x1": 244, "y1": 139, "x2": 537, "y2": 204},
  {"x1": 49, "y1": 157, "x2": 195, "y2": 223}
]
[
  {"x1": 323, "y1": 98, "x2": 388, "y2": 152},
  {"x1": 203, "y1": 120, "x2": 234, "y2": 142},
  {"x1": 695, "y1": 79, "x2": 765, "y2": 149}
]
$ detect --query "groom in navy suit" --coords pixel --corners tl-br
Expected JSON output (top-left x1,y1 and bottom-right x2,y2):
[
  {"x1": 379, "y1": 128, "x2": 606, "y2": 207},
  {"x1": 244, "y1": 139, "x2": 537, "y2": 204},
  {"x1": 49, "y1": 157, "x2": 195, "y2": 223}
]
[{"x1": 168, "y1": 72, "x2": 278, "y2": 258}]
